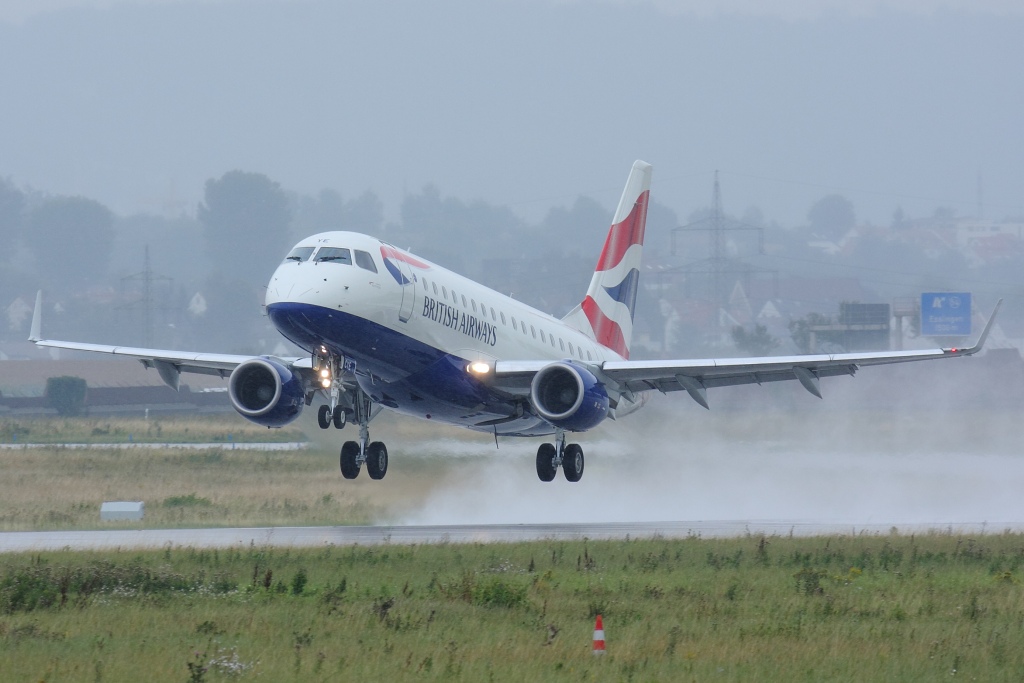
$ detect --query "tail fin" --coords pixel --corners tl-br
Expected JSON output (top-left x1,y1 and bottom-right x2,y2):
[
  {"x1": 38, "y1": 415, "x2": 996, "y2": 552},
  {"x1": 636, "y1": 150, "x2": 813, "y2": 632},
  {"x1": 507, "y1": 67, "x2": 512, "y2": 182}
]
[{"x1": 562, "y1": 160, "x2": 652, "y2": 359}]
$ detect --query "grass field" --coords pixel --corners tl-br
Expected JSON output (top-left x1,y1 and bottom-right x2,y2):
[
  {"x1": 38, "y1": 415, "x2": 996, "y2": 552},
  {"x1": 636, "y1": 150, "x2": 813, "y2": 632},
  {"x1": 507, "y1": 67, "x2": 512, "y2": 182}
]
[
  {"x1": 3, "y1": 533, "x2": 1024, "y2": 681},
  {"x1": 0, "y1": 415, "x2": 305, "y2": 445}
]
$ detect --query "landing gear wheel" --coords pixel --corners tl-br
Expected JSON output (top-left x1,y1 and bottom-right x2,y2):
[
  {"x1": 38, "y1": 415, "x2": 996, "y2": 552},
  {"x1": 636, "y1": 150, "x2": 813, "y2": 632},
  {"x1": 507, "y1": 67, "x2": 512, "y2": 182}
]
[
  {"x1": 366, "y1": 441, "x2": 388, "y2": 480},
  {"x1": 332, "y1": 405, "x2": 346, "y2": 429},
  {"x1": 317, "y1": 405, "x2": 331, "y2": 429},
  {"x1": 536, "y1": 443, "x2": 557, "y2": 482},
  {"x1": 563, "y1": 443, "x2": 584, "y2": 482},
  {"x1": 340, "y1": 441, "x2": 361, "y2": 479}
]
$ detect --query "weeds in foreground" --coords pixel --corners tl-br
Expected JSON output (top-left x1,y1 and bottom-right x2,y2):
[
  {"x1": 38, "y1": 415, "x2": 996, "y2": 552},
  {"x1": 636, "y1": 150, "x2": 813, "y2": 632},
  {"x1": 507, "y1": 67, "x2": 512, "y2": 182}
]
[{"x1": 2, "y1": 533, "x2": 1024, "y2": 681}]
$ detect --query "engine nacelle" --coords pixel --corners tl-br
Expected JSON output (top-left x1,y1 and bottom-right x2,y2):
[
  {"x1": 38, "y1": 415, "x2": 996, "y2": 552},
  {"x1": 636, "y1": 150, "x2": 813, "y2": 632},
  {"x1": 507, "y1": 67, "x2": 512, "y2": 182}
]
[
  {"x1": 529, "y1": 361, "x2": 609, "y2": 432},
  {"x1": 228, "y1": 357, "x2": 305, "y2": 428}
]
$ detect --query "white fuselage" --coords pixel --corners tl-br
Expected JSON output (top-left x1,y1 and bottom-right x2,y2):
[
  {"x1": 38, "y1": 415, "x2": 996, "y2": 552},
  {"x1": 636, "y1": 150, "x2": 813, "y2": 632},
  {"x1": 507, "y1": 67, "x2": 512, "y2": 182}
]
[{"x1": 264, "y1": 231, "x2": 626, "y2": 435}]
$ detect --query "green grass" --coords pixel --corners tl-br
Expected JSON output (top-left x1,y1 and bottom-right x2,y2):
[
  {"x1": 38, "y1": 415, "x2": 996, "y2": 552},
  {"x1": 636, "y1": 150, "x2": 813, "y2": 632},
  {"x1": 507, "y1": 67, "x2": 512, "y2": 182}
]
[
  {"x1": 3, "y1": 533, "x2": 1024, "y2": 681},
  {"x1": 0, "y1": 445, "x2": 407, "y2": 531},
  {"x1": 0, "y1": 415, "x2": 305, "y2": 445}
]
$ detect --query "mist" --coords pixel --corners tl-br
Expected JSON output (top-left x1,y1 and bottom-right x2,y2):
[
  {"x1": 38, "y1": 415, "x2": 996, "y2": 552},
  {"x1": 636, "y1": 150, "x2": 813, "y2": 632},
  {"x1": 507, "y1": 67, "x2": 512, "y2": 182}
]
[{"x1": 390, "y1": 364, "x2": 1024, "y2": 527}]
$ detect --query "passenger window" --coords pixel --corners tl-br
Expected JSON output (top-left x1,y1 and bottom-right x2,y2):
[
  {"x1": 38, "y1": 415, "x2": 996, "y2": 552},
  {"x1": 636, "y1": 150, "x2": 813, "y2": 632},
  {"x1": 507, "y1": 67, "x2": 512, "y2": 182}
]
[
  {"x1": 540, "y1": 329, "x2": 546, "y2": 343},
  {"x1": 500, "y1": 312, "x2": 506, "y2": 325},
  {"x1": 472, "y1": 299, "x2": 477, "y2": 313},
  {"x1": 551, "y1": 335, "x2": 556, "y2": 348},
  {"x1": 530, "y1": 325, "x2": 536, "y2": 339},
  {"x1": 461, "y1": 295, "x2": 467, "y2": 307},
  {"x1": 442, "y1": 286, "x2": 448, "y2": 298},
  {"x1": 432, "y1": 282, "x2": 438, "y2": 295},
  {"x1": 354, "y1": 250, "x2": 378, "y2": 273},
  {"x1": 490, "y1": 307, "x2": 496, "y2": 321},
  {"x1": 568, "y1": 342, "x2": 575, "y2": 356},
  {"x1": 587, "y1": 350, "x2": 593, "y2": 361},
  {"x1": 511, "y1": 316, "x2": 517, "y2": 328},
  {"x1": 284, "y1": 246, "x2": 315, "y2": 262},
  {"x1": 559, "y1": 339, "x2": 565, "y2": 351},
  {"x1": 315, "y1": 247, "x2": 352, "y2": 265},
  {"x1": 452, "y1": 290, "x2": 458, "y2": 303}
]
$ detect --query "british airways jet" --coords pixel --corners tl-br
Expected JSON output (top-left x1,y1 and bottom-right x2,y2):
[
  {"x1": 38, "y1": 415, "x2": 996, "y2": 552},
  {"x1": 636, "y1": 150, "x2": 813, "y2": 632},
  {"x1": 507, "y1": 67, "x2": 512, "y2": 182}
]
[{"x1": 30, "y1": 161, "x2": 999, "y2": 482}]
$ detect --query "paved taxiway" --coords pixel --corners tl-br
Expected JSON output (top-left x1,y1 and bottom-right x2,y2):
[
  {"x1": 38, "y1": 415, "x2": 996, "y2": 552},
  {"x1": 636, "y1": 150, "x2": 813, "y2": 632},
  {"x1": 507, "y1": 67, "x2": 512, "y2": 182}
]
[
  {"x1": 2, "y1": 521, "x2": 1022, "y2": 553},
  {"x1": 0, "y1": 442, "x2": 307, "y2": 451}
]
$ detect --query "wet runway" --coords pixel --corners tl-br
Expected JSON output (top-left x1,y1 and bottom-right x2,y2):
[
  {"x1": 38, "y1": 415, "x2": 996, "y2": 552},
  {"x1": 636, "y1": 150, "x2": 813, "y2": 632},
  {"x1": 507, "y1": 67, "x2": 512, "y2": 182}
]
[
  {"x1": 2, "y1": 521, "x2": 1021, "y2": 553},
  {"x1": 0, "y1": 442, "x2": 307, "y2": 450}
]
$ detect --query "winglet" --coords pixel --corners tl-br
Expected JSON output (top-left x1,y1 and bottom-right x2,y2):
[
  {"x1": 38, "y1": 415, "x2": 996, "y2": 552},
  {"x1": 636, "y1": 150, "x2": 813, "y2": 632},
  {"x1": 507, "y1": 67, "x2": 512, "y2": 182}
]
[
  {"x1": 28, "y1": 290, "x2": 42, "y2": 343},
  {"x1": 947, "y1": 298, "x2": 1002, "y2": 356}
]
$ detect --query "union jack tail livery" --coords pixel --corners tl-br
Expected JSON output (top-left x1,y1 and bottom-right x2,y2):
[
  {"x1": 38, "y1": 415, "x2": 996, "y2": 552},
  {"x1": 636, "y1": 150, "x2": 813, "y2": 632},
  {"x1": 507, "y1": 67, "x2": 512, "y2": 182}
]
[{"x1": 563, "y1": 160, "x2": 652, "y2": 359}]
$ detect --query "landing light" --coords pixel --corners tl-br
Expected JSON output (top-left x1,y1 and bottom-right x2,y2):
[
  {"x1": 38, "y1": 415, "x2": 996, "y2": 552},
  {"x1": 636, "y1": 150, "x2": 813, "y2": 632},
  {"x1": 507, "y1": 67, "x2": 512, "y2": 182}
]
[
  {"x1": 467, "y1": 361, "x2": 491, "y2": 375},
  {"x1": 320, "y1": 379, "x2": 331, "y2": 388},
  {"x1": 319, "y1": 368, "x2": 331, "y2": 378}
]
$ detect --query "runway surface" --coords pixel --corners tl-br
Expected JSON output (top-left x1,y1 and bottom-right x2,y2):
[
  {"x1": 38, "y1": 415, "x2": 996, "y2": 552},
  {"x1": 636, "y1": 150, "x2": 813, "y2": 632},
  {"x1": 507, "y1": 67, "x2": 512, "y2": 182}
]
[
  {"x1": 2, "y1": 521, "x2": 1022, "y2": 553},
  {"x1": 0, "y1": 442, "x2": 307, "y2": 450}
]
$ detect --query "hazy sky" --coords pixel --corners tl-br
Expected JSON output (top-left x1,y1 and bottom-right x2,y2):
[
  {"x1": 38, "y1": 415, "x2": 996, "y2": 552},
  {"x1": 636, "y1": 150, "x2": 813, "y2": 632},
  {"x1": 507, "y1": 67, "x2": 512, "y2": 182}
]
[{"x1": 1, "y1": 0, "x2": 1021, "y2": 227}]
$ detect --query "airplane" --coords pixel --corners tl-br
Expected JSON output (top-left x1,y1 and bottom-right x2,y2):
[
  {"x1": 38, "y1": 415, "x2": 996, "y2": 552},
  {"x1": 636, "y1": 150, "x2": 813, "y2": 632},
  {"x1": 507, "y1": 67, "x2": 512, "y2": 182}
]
[{"x1": 30, "y1": 160, "x2": 1001, "y2": 483}]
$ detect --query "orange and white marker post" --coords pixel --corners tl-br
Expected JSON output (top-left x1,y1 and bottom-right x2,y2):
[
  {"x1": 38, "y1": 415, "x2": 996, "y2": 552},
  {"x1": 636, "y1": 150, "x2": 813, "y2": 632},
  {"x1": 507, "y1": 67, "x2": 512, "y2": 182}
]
[{"x1": 592, "y1": 614, "x2": 606, "y2": 655}]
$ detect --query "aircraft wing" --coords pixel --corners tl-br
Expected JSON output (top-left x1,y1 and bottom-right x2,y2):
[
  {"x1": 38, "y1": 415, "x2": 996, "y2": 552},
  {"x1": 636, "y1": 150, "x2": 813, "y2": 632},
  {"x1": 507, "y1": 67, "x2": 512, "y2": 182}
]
[
  {"x1": 494, "y1": 300, "x2": 1001, "y2": 409},
  {"x1": 28, "y1": 292, "x2": 310, "y2": 391}
]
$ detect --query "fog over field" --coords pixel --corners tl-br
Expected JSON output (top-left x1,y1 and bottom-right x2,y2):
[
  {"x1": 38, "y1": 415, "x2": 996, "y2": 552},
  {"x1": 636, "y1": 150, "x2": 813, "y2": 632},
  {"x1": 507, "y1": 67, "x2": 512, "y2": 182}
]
[{"x1": 0, "y1": 0, "x2": 1022, "y2": 227}]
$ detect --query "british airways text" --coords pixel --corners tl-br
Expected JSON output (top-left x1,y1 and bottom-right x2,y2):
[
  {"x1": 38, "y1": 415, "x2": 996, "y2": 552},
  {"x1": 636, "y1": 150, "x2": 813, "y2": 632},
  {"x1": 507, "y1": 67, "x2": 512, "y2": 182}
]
[{"x1": 422, "y1": 295, "x2": 498, "y2": 346}]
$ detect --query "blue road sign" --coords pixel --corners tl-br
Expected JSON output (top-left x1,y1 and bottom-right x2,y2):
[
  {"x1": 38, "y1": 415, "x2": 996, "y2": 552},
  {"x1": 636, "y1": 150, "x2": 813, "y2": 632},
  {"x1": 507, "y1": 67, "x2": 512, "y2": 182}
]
[{"x1": 920, "y1": 292, "x2": 972, "y2": 336}]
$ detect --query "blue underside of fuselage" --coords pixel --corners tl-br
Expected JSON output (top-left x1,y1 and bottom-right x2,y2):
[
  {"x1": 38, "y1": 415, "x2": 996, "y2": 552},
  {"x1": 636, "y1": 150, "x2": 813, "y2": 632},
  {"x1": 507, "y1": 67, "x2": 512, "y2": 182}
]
[{"x1": 266, "y1": 302, "x2": 553, "y2": 437}]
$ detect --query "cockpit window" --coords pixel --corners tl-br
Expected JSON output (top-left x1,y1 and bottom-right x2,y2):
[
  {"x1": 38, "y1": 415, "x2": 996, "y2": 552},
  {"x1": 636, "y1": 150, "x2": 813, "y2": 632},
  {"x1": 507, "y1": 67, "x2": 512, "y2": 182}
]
[
  {"x1": 284, "y1": 246, "x2": 315, "y2": 262},
  {"x1": 354, "y1": 250, "x2": 378, "y2": 273},
  {"x1": 314, "y1": 247, "x2": 352, "y2": 264}
]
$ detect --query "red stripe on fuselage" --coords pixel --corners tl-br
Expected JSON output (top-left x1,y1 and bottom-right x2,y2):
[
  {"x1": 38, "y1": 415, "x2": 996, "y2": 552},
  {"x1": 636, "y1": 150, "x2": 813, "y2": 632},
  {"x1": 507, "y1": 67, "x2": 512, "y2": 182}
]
[
  {"x1": 582, "y1": 296, "x2": 628, "y2": 359},
  {"x1": 595, "y1": 190, "x2": 649, "y2": 273},
  {"x1": 380, "y1": 245, "x2": 430, "y2": 270}
]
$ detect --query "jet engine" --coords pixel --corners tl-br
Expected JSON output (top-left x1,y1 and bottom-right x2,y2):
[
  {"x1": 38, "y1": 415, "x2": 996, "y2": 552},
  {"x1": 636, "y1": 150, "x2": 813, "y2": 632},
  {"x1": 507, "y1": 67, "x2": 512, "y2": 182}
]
[
  {"x1": 228, "y1": 357, "x2": 305, "y2": 428},
  {"x1": 529, "y1": 361, "x2": 609, "y2": 432}
]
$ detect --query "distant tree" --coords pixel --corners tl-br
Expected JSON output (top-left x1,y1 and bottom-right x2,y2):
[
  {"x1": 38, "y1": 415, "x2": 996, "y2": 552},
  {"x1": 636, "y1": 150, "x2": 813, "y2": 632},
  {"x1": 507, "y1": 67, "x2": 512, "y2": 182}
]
[
  {"x1": 198, "y1": 171, "x2": 292, "y2": 283},
  {"x1": 788, "y1": 312, "x2": 832, "y2": 354},
  {"x1": 26, "y1": 196, "x2": 115, "y2": 285},
  {"x1": 343, "y1": 190, "x2": 384, "y2": 234},
  {"x1": 0, "y1": 178, "x2": 24, "y2": 247},
  {"x1": 807, "y1": 195, "x2": 855, "y2": 241},
  {"x1": 193, "y1": 272, "x2": 263, "y2": 350},
  {"x1": 291, "y1": 188, "x2": 384, "y2": 241},
  {"x1": 398, "y1": 185, "x2": 524, "y2": 274},
  {"x1": 289, "y1": 188, "x2": 345, "y2": 241},
  {"x1": 731, "y1": 324, "x2": 779, "y2": 357},
  {"x1": 45, "y1": 376, "x2": 87, "y2": 416},
  {"x1": 891, "y1": 206, "x2": 906, "y2": 229},
  {"x1": 540, "y1": 196, "x2": 609, "y2": 255}
]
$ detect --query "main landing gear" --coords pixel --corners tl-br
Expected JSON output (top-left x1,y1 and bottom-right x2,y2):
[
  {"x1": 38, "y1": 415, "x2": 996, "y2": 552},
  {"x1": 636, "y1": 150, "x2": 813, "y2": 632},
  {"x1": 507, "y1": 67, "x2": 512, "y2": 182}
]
[
  {"x1": 313, "y1": 351, "x2": 388, "y2": 481},
  {"x1": 536, "y1": 431, "x2": 584, "y2": 483},
  {"x1": 337, "y1": 388, "x2": 387, "y2": 481}
]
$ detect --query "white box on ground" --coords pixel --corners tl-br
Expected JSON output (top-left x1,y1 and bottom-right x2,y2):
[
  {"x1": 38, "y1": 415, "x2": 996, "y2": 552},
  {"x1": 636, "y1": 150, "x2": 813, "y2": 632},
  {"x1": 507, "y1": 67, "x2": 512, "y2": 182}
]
[{"x1": 100, "y1": 501, "x2": 144, "y2": 521}]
